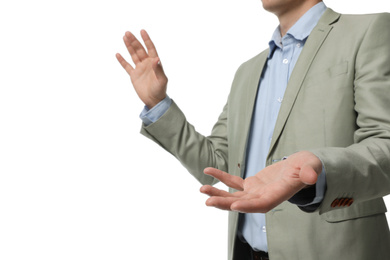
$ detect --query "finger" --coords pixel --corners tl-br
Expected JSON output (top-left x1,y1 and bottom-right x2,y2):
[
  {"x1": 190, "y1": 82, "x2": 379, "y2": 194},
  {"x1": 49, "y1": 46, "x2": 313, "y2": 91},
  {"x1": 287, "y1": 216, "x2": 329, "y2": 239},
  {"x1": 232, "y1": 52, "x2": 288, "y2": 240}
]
[
  {"x1": 200, "y1": 185, "x2": 235, "y2": 197},
  {"x1": 125, "y1": 31, "x2": 148, "y2": 62},
  {"x1": 230, "y1": 197, "x2": 271, "y2": 213},
  {"x1": 140, "y1": 30, "x2": 158, "y2": 58},
  {"x1": 206, "y1": 196, "x2": 241, "y2": 211},
  {"x1": 116, "y1": 53, "x2": 134, "y2": 74},
  {"x1": 230, "y1": 191, "x2": 278, "y2": 213},
  {"x1": 123, "y1": 34, "x2": 141, "y2": 65},
  {"x1": 204, "y1": 167, "x2": 244, "y2": 191}
]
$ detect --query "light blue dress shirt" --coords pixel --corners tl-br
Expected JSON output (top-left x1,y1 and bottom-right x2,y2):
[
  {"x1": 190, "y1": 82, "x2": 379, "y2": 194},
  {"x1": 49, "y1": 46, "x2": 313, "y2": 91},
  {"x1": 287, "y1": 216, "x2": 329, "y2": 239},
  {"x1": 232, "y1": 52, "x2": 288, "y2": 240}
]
[
  {"x1": 239, "y1": 2, "x2": 327, "y2": 252},
  {"x1": 140, "y1": 1, "x2": 327, "y2": 253},
  {"x1": 139, "y1": 95, "x2": 172, "y2": 125}
]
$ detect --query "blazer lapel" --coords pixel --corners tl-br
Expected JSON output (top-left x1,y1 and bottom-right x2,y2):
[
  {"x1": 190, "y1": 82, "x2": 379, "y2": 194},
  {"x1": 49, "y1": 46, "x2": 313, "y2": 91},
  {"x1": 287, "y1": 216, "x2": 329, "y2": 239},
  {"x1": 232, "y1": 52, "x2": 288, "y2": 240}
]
[
  {"x1": 267, "y1": 9, "x2": 341, "y2": 158},
  {"x1": 239, "y1": 51, "x2": 269, "y2": 177},
  {"x1": 245, "y1": 53, "x2": 269, "y2": 125}
]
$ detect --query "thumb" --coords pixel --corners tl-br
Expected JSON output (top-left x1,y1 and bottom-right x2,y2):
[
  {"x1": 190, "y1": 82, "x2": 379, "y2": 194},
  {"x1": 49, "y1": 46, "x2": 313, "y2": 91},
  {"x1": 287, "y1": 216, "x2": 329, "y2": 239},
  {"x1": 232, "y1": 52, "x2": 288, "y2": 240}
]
[
  {"x1": 151, "y1": 57, "x2": 166, "y2": 79},
  {"x1": 299, "y1": 164, "x2": 318, "y2": 185}
]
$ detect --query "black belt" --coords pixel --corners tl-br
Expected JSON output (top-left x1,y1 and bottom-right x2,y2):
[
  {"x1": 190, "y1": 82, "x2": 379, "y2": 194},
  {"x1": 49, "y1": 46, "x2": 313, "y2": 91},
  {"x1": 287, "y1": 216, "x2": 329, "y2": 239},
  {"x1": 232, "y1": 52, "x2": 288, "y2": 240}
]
[{"x1": 251, "y1": 249, "x2": 269, "y2": 260}]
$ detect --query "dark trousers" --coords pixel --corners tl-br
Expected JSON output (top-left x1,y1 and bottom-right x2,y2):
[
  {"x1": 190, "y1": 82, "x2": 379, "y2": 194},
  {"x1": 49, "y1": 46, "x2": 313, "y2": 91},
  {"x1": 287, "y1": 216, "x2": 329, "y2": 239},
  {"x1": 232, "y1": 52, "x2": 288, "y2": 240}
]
[
  {"x1": 233, "y1": 236, "x2": 254, "y2": 260},
  {"x1": 233, "y1": 236, "x2": 269, "y2": 260}
]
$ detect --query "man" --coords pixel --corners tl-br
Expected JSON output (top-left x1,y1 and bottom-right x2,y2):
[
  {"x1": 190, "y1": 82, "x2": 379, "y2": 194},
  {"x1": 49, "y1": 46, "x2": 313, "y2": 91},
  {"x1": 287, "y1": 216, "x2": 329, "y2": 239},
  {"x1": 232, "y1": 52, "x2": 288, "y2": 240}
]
[{"x1": 116, "y1": 0, "x2": 390, "y2": 259}]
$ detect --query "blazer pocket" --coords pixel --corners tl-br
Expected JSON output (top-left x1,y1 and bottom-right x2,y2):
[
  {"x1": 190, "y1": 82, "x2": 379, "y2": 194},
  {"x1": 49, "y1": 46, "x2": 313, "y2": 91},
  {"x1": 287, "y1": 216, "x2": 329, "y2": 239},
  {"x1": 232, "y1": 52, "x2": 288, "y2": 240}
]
[
  {"x1": 321, "y1": 198, "x2": 387, "y2": 223},
  {"x1": 329, "y1": 61, "x2": 349, "y2": 77},
  {"x1": 304, "y1": 61, "x2": 349, "y2": 88}
]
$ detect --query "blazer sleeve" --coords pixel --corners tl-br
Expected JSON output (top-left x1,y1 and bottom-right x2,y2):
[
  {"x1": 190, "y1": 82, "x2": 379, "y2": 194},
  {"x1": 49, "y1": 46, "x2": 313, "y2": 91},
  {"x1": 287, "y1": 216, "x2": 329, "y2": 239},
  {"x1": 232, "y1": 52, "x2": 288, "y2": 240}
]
[
  {"x1": 140, "y1": 99, "x2": 229, "y2": 185},
  {"x1": 310, "y1": 13, "x2": 390, "y2": 214}
]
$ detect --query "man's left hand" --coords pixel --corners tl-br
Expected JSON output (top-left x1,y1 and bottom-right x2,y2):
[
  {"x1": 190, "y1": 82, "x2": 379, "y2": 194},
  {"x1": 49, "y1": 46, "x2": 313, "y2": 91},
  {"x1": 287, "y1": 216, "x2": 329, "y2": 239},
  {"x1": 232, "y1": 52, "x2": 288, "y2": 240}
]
[{"x1": 200, "y1": 151, "x2": 322, "y2": 213}]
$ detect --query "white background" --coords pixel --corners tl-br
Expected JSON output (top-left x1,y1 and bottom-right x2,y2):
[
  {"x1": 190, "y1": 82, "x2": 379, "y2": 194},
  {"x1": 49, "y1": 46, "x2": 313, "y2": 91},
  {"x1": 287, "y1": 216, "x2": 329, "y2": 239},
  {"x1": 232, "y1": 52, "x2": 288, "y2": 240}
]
[{"x1": 1, "y1": 1, "x2": 389, "y2": 259}]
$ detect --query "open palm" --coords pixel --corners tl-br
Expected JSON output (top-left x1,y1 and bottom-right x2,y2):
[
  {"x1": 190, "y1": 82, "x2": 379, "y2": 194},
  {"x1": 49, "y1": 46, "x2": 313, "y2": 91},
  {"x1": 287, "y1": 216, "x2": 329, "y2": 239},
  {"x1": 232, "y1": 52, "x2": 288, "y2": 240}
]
[
  {"x1": 116, "y1": 30, "x2": 168, "y2": 108},
  {"x1": 200, "y1": 151, "x2": 322, "y2": 213}
]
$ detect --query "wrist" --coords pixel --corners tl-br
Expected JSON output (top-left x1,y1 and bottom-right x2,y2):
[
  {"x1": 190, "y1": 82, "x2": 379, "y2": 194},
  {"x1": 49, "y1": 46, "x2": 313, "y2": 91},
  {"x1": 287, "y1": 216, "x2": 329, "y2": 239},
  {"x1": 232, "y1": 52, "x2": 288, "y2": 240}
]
[{"x1": 145, "y1": 94, "x2": 167, "y2": 109}]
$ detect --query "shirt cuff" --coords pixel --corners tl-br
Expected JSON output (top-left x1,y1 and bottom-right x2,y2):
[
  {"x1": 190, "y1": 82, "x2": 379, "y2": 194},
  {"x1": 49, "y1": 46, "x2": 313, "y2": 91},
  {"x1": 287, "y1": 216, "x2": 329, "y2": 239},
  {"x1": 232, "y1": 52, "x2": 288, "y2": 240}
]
[{"x1": 139, "y1": 96, "x2": 172, "y2": 126}]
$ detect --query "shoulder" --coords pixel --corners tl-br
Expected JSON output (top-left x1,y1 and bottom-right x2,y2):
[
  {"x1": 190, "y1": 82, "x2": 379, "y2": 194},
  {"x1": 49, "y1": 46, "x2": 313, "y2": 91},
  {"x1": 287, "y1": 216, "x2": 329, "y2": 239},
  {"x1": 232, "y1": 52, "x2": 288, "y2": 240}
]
[
  {"x1": 336, "y1": 12, "x2": 390, "y2": 30},
  {"x1": 320, "y1": 9, "x2": 390, "y2": 44}
]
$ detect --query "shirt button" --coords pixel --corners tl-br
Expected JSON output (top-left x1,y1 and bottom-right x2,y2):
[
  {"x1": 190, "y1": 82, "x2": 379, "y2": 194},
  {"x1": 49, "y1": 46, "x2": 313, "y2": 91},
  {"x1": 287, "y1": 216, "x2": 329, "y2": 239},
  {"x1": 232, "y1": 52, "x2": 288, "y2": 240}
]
[
  {"x1": 262, "y1": 226, "x2": 266, "y2": 233},
  {"x1": 283, "y1": 59, "x2": 289, "y2": 64},
  {"x1": 296, "y1": 43, "x2": 301, "y2": 47}
]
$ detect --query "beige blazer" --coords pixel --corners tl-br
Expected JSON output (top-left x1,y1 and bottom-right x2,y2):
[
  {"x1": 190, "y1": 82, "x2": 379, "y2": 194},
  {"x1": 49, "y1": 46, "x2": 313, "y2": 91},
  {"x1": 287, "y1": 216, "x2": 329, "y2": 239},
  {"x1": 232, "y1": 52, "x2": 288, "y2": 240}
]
[{"x1": 141, "y1": 9, "x2": 390, "y2": 260}]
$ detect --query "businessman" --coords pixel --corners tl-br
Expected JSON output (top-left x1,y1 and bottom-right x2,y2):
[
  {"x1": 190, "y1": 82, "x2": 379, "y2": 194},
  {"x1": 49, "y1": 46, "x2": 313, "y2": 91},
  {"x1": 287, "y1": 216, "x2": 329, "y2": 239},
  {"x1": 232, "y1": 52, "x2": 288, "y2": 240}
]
[{"x1": 116, "y1": 0, "x2": 390, "y2": 259}]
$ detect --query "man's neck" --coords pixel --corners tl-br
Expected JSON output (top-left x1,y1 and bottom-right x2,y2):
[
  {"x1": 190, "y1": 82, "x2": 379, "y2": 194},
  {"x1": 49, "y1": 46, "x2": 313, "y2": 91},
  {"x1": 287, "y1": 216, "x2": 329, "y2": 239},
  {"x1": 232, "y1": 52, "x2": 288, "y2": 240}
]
[{"x1": 277, "y1": 0, "x2": 322, "y2": 37}]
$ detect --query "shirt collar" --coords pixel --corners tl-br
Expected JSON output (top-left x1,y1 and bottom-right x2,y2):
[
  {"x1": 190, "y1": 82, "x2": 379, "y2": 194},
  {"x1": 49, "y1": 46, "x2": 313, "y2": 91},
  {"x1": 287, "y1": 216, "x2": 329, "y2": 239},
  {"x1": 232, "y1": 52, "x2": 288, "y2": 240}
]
[{"x1": 268, "y1": 1, "x2": 327, "y2": 58}]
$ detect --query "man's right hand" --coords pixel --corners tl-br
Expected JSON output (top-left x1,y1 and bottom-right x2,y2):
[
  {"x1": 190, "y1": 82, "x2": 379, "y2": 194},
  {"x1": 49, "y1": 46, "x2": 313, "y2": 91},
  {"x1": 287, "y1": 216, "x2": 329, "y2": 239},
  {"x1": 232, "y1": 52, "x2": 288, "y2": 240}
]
[{"x1": 116, "y1": 30, "x2": 168, "y2": 109}]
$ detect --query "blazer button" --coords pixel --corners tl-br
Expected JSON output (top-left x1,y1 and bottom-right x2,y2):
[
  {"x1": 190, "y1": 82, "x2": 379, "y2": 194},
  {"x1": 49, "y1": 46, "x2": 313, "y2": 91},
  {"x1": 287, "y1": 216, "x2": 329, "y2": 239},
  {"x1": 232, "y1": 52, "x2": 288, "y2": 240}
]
[
  {"x1": 338, "y1": 198, "x2": 347, "y2": 207},
  {"x1": 331, "y1": 199, "x2": 340, "y2": 208},
  {"x1": 331, "y1": 198, "x2": 354, "y2": 208}
]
